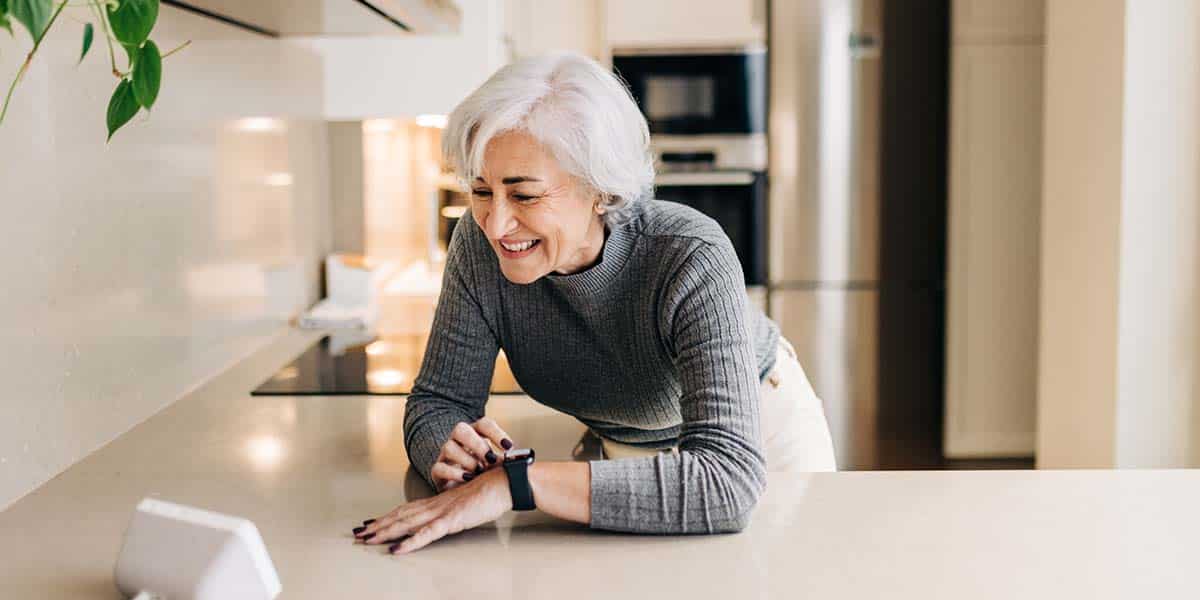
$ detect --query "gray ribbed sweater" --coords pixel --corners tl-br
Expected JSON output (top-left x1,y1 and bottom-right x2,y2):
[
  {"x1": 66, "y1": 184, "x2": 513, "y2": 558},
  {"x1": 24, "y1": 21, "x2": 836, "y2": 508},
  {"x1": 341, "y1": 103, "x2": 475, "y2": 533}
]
[{"x1": 403, "y1": 199, "x2": 779, "y2": 534}]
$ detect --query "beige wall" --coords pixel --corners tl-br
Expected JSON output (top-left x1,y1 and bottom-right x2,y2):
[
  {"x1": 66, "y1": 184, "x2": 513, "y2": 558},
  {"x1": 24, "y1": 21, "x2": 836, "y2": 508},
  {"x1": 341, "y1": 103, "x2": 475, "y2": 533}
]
[
  {"x1": 1038, "y1": 0, "x2": 1200, "y2": 468},
  {"x1": 0, "y1": 7, "x2": 332, "y2": 508}
]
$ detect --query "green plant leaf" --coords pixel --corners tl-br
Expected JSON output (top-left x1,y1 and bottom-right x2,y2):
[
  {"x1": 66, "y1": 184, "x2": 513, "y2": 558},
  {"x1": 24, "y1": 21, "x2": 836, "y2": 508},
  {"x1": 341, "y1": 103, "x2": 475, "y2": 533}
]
[
  {"x1": 8, "y1": 0, "x2": 53, "y2": 41},
  {"x1": 131, "y1": 39, "x2": 160, "y2": 109},
  {"x1": 78, "y1": 22, "x2": 93, "y2": 64},
  {"x1": 106, "y1": 0, "x2": 157, "y2": 47},
  {"x1": 106, "y1": 78, "x2": 139, "y2": 141},
  {"x1": 122, "y1": 41, "x2": 137, "y2": 67},
  {"x1": 0, "y1": 0, "x2": 12, "y2": 36}
]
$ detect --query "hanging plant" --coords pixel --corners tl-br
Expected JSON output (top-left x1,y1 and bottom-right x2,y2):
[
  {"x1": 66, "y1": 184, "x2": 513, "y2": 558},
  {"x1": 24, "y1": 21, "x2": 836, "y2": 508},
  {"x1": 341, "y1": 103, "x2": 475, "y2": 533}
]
[{"x1": 0, "y1": 0, "x2": 189, "y2": 141}]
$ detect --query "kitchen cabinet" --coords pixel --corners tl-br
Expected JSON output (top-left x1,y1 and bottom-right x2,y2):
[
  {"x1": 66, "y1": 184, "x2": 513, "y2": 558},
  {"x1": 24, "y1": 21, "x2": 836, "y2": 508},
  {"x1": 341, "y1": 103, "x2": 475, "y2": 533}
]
[
  {"x1": 944, "y1": 0, "x2": 1044, "y2": 458},
  {"x1": 504, "y1": 0, "x2": 603, "y2": 60},
  {"x1": 952, "y1": 0, "x2": 1044, "y2": 42},
  {"x1": 297, "y1": 0, "x2": 507, "y2": 119},
  {"x1": 171, "y1": 0, "x2": 461, "y2": 35},
  {"x1": 604, "y1": 0, "x2": 766, "y2": 49}
]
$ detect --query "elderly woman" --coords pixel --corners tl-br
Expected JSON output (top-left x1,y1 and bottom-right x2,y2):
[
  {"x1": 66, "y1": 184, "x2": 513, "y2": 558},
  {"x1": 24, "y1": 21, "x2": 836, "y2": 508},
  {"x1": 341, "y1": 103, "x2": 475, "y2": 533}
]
[{"x1": 354, "y1": 52, "x2": 835, "y2": 554}]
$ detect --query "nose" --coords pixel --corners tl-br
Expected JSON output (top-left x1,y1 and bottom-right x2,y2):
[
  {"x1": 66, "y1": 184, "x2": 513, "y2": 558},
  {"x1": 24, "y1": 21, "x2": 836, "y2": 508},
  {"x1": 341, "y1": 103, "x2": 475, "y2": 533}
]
[{"x1": 484, "y1": 195, "x2": 517, "y2": 240}]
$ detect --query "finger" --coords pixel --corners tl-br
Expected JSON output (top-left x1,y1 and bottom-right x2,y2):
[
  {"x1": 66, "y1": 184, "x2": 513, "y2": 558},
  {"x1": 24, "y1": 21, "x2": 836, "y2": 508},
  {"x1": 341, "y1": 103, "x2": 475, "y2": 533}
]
[
  {"x1": 431, "y1": 462, "x2": 473, "y2": 488},
  {"x1": 358, "y1": 497, "x2": 429, "y2": 540},
  {"x1": 452, "y1": 422, "x2": 497, "y2": 466},
  {"x1": 370, "y1": 510, "x2": 434, "y2": 545},
  {"x1": 441, "y1": 440, "x2": 481, "y2": 473},
  {"x1": 357, "y1": 506, "x2": 405, "y2": 540},
  {"x1": 391, "y1": 518, "x2": 451, "y2": 555},
  {"x1": 472, "y1": 417, "x2": 514, "y2": 452}
]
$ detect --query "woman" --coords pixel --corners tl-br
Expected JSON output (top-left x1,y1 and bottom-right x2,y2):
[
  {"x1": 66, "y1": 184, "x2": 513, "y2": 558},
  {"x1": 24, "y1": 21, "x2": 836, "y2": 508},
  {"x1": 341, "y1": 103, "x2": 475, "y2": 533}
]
[{"x1": 354, "y1": 52, "x2": 835, "y2": 554}]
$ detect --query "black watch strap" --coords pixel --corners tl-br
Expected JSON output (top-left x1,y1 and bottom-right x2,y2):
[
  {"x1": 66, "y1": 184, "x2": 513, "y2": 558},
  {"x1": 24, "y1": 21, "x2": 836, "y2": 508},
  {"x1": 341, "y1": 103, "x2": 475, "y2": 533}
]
[{"x1": 503, "y1": 448, "x2": 536, "y2": 511}]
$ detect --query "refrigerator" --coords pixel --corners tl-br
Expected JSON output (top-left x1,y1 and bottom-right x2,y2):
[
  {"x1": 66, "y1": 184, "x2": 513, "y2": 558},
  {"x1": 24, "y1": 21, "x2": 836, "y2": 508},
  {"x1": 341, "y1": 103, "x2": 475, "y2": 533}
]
[
  {"x1": 769, "y1": 0, "x2": 949, "y2": 470},
  {"x1": 769, "y1": 0, "x2": 880, "y2": 471}
]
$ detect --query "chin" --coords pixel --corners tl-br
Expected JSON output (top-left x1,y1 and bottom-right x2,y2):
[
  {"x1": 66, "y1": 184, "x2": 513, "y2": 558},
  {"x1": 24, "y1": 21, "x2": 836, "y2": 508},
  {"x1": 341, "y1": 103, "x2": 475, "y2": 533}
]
[{"x1": 500, "y1": 266, "x2": 544, "y2": 285}]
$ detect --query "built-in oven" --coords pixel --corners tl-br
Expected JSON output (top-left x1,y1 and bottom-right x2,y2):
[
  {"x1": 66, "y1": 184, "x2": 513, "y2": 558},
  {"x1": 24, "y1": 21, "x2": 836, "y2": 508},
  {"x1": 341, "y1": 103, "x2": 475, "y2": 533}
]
[
  {"x1": 615, "y1": 45, "x2": 769, "y2": 302},
  {"x1": 613, "y1": 46, "x2": 767, "y2": 136},
  {"x1": 654, "y1": 170, "x2": 768, "y2": 288}
]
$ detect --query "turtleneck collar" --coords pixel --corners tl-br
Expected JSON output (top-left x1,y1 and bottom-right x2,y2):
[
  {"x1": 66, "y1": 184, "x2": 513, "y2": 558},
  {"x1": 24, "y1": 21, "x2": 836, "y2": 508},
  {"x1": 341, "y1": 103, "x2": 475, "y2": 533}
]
[{"x1": 544, "y1": 219, "x2": 638, "y2": 297}]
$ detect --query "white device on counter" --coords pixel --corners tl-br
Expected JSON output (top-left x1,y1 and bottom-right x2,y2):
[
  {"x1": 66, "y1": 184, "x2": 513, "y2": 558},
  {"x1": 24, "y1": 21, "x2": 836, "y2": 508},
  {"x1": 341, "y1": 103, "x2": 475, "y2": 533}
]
[{"x1": 114, "y1": 498, "x2": 281, "y2": 600}]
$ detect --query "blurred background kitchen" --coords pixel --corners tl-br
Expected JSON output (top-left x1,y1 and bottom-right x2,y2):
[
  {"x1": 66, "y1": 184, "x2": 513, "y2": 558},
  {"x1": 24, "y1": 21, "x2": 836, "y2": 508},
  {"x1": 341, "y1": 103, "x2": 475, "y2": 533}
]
[{"x1": 4, "y1": 0, "x2": 1199, "y2": 510}]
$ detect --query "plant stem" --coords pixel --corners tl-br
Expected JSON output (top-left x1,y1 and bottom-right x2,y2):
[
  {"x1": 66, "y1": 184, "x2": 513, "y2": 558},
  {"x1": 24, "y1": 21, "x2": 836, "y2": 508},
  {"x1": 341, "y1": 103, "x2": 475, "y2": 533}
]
[
  {"x1": 88, "y1": 0, "x2": 121, "y2": 78},
  {"x1": 161, "y1": 40, "x2": 191, "y2": 60},
  {"x1": 0, "y1": 0, "x2": 71, "y2": 126}
]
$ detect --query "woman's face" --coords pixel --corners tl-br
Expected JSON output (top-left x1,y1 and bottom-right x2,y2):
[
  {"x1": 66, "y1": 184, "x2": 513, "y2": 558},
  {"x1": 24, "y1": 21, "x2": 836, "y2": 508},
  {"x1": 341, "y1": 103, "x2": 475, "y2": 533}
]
[{"x1": 470, "y1": 130, "x2": 606, "y2": 285}]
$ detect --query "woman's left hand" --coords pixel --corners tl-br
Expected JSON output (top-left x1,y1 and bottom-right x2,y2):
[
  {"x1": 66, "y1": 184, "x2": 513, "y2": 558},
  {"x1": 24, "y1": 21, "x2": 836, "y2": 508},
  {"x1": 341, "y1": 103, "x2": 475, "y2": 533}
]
[{"x1": 353, "y1": 468, "x2": 513, "y2": 554}]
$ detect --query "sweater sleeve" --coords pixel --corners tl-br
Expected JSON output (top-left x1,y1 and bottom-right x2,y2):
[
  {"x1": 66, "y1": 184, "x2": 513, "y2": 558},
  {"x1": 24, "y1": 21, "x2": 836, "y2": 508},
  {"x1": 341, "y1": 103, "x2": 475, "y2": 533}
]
[
  {"x1": 587, "y1": 242, "x2": 767, "y2": 533},
  {"x1": 403, "y1": 222, "x2": 499, "y2": 490}
]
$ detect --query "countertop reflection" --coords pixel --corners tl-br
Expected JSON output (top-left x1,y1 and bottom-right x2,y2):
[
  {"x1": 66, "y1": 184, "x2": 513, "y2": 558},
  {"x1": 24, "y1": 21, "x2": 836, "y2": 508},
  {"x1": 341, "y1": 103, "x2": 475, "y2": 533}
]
[
  {"x1": 253, "y1": 333, "x2": 522, "y2": 395},
  {"x1": 1, "y1": 329, "x2": 1198, "y2": 599}
]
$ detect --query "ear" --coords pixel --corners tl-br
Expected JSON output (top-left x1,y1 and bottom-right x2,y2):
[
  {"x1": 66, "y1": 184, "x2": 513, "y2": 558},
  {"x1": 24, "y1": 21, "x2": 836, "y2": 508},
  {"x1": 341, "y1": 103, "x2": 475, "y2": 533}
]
[{"x1": 593, "y1": 194, "x2": 609, "y2": 215}]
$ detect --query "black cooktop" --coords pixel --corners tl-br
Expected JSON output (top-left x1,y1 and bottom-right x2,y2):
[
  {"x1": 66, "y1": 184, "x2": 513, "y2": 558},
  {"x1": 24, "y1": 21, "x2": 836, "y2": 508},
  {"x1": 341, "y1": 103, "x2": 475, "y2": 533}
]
[{"x1": 253, "y1": 334, "x2": 523, "y2": 396}]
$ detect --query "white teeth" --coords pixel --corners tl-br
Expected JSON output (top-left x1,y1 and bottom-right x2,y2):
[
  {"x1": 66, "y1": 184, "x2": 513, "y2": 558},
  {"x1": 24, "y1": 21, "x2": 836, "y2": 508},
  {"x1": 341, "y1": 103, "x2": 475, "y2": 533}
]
[{"x1": 501, "y1": 239, "x2": 537, "y2": 252}]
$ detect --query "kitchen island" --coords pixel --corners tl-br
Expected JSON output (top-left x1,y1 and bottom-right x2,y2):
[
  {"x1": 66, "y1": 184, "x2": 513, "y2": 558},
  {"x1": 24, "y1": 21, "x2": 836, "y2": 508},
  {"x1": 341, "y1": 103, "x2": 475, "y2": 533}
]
[{"x1": 1, "y1": 329, "x2": 1196, "y2": 599}]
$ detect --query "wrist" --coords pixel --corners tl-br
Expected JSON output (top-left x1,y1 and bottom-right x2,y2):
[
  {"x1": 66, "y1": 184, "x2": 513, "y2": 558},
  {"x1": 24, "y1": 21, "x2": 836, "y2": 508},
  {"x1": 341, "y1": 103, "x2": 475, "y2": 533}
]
[
  {"x1": 527, "y1": 462, "x2": 543, "y2": 500},
  {"x1": 486, "y1": 467, "x2": 514, "y2": 511}
]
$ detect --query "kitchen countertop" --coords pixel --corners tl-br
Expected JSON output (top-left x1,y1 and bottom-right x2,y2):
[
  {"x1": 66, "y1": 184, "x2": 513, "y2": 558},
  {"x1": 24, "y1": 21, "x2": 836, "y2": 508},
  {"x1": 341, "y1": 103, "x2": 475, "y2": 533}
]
[{"x1": 1, "y1": 328, "x2": 1197, "y2": 599}]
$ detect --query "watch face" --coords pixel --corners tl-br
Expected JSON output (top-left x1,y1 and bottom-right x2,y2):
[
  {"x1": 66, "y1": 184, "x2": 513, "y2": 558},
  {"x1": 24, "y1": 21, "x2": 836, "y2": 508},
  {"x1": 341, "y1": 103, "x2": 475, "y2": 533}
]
[{"x1": 504, "y1": 447, "x2": 534, "y2": 463}]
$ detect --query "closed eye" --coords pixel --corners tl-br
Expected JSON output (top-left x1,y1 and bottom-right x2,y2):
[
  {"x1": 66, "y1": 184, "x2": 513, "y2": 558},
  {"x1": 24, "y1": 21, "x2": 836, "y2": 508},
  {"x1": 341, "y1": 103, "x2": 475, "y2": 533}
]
[{"x1": 472, "y1": 190, "x2": 538, "y2": 202}]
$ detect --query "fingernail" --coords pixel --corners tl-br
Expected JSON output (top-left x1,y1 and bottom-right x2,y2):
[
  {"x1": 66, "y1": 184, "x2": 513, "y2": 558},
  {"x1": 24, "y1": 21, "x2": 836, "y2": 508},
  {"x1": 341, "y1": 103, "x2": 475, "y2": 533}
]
[
  {"x1": 474, "y1": 465, "x2": 483, "y2": 474},
  {"x1": 463, "y1": 472, "x2": 475, "y2": 481},
  {"x1": 352, "y1": 526, "x2": 366, "y2": 535},
  {"x1": 388, "y1": 542, "x2": 402, "y2": 553},
  {"x1": 486, "y1": 450, "x2": 497, "y2": 463},
  {"x1": 362, "y1": 532, "x2": 376, "y2": 541},
  {"x1": 362, "y1": 519, "x2": 375, "y2": 526},
  {"x1": 501, "y1": 438, "x2": 513, "y2": 450}
]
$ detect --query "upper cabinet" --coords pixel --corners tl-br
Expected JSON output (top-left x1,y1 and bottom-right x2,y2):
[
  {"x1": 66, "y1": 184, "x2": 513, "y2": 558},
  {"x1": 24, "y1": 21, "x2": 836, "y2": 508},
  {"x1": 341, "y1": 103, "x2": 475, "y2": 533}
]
[
  {"x1": 173, "y1": 0, "x2": 462, "y2": 35},
  {"x1": 503, "y1": 0, "x2": 603, "y2": 61},
  {"x1": 605, "y1": 0, "x2": 766, "y2": 48}
]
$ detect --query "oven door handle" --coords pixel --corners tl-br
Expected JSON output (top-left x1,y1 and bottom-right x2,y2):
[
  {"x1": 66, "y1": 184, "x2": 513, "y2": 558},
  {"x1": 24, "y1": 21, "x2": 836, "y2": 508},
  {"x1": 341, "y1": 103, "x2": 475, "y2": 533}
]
[{"x1": 655, "y1": 171, "x2": 757, "y2": 186}]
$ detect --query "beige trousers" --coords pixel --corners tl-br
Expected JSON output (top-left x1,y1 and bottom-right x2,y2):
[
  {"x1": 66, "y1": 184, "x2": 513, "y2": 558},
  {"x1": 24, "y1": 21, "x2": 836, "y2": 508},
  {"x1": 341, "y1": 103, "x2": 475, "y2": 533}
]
[{"x1": 599, "y1": 338, "x2": 839, "y2": 472}]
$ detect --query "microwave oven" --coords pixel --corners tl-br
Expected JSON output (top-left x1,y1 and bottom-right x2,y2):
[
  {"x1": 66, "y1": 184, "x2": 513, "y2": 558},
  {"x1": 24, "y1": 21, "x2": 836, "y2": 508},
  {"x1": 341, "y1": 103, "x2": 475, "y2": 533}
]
[{"x1": 613, "y1": 46, "x2": 767, "y2": 136}]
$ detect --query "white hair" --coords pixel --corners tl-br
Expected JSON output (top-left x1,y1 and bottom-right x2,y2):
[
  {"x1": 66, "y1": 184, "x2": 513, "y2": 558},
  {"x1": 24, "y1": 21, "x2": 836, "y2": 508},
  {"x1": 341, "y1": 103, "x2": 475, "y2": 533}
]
[{"x1": 443, "y1": 51, "x2": 655, "y2": 224}]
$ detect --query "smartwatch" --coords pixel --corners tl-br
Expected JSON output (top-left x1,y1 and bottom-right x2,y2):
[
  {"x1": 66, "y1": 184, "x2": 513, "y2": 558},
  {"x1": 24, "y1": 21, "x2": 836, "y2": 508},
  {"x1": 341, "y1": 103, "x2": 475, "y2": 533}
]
[{"x1": 502, "y1": 448, "x2": 536, "y2": 511}]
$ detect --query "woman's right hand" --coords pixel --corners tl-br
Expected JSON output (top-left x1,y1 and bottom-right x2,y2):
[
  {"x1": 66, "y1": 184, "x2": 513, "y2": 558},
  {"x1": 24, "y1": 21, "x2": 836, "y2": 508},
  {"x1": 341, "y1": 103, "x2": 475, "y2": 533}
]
[{"x1": 432, "y1": 417, "x2": 514, "y2": 492}]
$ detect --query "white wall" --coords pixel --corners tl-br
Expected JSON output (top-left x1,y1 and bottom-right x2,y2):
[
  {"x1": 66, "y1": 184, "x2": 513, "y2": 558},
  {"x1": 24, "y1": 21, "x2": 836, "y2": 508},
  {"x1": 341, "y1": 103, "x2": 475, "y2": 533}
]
[
  {"x1": 1038, "y1": 0, "x2": 1200, "y2": 468},
  {"x1": 1114, "y1": 0, "x2": 1200, "y2": 468},
  {"x1": 301, "y1": 0, "x2": 507, "y2": 119},
  {"x1": 0, "y1": 7, "x2": 332, "y2": 508}
]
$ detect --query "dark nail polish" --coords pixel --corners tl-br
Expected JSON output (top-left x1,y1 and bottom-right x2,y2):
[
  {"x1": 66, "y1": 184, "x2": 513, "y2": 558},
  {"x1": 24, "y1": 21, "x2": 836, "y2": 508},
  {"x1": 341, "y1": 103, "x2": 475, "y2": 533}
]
[
  {"x1": 486, "y1": 450, "x2": 497, "y2": 463},
  {"x1": 352, "y1": 526, "x2": 366, "y2": 535},
  {"x1": 388, "y1": 543, "x2": 401, "y2": 553},
  {"x1": 475, "y1": 465, "x2": 483, "y2": 474},
  {"x1": 501, "y1": 438, "x2": 513, "y2": 450},
  {"x1": 362, "y1": 519, "x2": 375, "y2": 526},
  {"x1": 362, "y1": 532, "x2": 376, "y2": 541},
  {"x1": 463, "y1": 472, "x2": 475, "y2": 481}
]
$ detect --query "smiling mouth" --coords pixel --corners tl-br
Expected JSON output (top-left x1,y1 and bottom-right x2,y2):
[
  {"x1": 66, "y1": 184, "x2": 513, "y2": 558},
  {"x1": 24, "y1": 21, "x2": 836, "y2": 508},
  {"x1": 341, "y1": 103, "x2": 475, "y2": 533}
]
[{"x1": 499, "y1": 239, "x2": 541, "y2": 253}]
